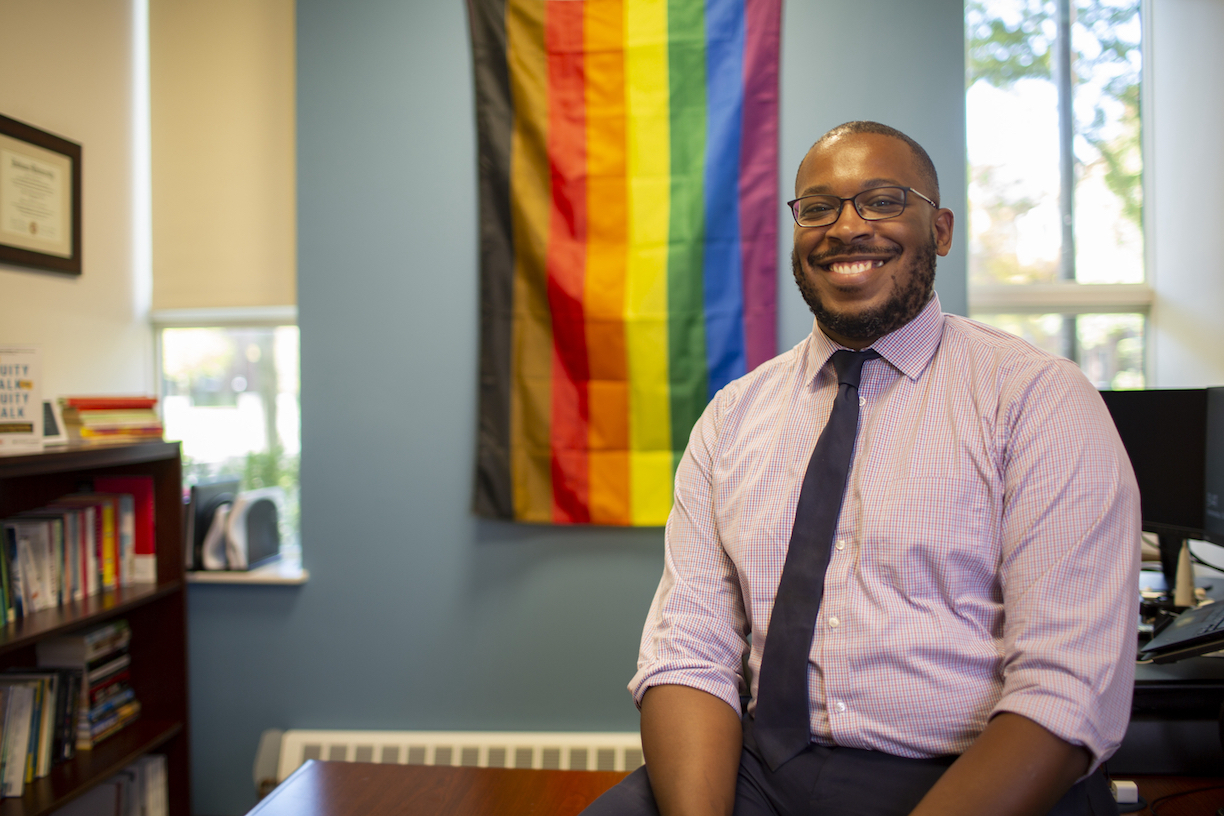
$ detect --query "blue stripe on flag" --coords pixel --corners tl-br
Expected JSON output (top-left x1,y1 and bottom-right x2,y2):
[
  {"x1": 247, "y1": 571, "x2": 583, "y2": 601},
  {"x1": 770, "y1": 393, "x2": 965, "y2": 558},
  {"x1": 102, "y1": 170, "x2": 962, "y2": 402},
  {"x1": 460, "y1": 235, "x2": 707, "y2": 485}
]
[{"x1": 702, "y1": 0, "x2": 747, "y2": 398}]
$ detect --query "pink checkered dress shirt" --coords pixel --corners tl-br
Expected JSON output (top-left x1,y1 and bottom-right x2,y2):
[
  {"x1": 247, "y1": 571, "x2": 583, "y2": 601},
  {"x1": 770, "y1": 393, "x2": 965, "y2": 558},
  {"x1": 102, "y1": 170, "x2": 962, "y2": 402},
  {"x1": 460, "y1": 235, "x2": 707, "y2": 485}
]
[{"x1": 630, "y1": 295, "x2": 1140, "y2": 768}]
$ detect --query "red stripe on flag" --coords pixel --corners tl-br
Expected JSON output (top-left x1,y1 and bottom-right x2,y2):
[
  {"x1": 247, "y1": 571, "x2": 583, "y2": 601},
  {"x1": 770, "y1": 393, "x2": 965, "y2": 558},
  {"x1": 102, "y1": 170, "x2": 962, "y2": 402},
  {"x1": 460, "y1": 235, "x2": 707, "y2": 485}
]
[{"x1": 545, "y1": 1, "x2": 590, "y2": 523}]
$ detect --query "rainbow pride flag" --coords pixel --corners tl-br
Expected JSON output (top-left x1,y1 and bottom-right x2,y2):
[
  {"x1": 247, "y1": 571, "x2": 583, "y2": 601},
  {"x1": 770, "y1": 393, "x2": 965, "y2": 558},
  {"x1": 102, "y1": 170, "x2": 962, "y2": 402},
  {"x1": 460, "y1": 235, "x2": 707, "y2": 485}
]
[{"x1": 470, "y1": 0, "x2": 780, "y2": 525}]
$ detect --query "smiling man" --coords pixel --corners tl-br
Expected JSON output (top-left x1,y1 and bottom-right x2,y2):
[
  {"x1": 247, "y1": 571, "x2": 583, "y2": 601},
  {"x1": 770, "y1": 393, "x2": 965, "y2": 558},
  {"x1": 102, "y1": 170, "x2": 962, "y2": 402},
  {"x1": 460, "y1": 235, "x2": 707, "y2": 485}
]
[{"x1": 581, "y1": 122, "x2": 1139, "y2": 816}]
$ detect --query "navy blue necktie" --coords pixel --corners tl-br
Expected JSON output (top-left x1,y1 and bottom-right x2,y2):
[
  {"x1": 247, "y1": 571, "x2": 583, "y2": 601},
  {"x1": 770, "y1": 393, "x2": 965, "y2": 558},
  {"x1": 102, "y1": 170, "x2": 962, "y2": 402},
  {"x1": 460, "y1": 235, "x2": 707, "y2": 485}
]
[{"x1": 753, "y1": 349, "x2": 880, "y2": 771}]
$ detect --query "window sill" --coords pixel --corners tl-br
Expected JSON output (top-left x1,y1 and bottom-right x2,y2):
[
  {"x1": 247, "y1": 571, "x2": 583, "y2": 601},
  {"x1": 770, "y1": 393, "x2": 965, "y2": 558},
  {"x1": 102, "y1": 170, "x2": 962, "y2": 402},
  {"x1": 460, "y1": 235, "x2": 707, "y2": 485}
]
[
  {"x1": 969, "y1": 282, "x2": 1153, "y2": 314},
  {"x1": 186, "y1": 553, "x2": 309, "y2": 585}
]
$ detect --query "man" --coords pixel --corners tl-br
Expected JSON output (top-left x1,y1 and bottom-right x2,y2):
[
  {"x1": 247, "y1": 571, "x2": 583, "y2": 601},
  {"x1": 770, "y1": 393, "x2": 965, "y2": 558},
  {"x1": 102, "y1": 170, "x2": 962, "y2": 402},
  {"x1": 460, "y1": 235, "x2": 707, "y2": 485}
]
[{"x1": 583, "y1": 122, "x2": 1139, "y2": 816}]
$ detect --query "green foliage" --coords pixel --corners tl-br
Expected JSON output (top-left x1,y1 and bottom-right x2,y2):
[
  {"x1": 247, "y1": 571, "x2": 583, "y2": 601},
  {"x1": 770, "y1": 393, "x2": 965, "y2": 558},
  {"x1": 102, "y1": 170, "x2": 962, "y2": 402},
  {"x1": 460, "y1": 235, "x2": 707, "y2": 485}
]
[
  {"x1": 242, "y1": 442, "x2": 301, "y2": 544},
  {"x1": 966, "y1": 0, "x2": 1055, "y2": 88}
]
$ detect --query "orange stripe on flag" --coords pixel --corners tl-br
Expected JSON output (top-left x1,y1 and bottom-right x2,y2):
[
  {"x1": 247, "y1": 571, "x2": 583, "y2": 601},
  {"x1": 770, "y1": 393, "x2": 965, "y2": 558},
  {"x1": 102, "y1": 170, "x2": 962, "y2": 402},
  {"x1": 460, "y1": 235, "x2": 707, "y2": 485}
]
[{"x1": 584, "y1": 0, "x2": 631, "y2": 525}]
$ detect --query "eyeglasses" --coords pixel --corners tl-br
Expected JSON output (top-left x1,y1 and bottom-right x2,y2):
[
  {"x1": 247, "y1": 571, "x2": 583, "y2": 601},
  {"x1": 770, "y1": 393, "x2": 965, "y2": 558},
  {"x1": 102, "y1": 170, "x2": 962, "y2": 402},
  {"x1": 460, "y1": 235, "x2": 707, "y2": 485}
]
[{"x1": 787, "y1": 186, "x2": 937, "y2": 228}]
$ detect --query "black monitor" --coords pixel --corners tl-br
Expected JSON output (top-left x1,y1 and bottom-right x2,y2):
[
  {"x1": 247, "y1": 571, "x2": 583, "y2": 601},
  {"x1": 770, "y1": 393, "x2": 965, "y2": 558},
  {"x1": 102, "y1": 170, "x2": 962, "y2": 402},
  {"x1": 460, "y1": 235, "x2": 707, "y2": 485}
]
[
  {"x1": 1099, "y1": 388, "x2": 1207, "y2": 595},
  {"x1": 1206, "y1": 387, "x2": 1224, "y2": 548}
]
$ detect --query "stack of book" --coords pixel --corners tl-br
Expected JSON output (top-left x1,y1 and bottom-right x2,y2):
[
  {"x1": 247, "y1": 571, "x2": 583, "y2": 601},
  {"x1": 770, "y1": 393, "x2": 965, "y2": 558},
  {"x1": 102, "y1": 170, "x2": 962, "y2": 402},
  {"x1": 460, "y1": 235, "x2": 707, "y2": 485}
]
[
  {"x1": 37, "y1": 619, "x2": 142, "y2": 753},
  {"x1": 57, "y1": 396, "x2": 162, "y2": 444},
  {"x1": 0, "y1": 476, "x2": 156, "y2": 620},
  {"x1": 0, "y1": 668, "x2": 83, "y2": 797}
]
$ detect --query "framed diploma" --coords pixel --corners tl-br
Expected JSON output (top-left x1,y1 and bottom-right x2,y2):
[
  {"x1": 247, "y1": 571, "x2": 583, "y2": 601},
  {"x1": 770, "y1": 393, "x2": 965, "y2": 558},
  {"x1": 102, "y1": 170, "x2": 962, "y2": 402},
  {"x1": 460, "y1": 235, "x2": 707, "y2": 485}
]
[{"x1": 0, "y1": 113, "x2": 82, "y2": 275}]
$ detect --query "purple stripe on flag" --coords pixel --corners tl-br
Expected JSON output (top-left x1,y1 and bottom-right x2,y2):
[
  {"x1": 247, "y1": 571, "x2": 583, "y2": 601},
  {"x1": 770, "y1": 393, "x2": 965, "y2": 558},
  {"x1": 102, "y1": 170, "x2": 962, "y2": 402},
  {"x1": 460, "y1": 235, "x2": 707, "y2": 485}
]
[{"x1": 737, "y1": 0, "x2": 780, "y2": 369}]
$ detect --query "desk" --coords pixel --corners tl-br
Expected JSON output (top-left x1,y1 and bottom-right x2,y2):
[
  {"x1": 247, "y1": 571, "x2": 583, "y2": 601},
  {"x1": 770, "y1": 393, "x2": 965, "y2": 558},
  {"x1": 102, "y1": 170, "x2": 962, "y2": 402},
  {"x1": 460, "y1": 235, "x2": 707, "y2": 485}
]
[
  {"x1": 247, "y1": 761, "x2": 628, "y2": 816},
  {"x1": 1129, "y1": 775, "x2": 1224, "y2": 815},
  {"x1": 249, "y1": 762, "x2": 1224, "y2": 816}
]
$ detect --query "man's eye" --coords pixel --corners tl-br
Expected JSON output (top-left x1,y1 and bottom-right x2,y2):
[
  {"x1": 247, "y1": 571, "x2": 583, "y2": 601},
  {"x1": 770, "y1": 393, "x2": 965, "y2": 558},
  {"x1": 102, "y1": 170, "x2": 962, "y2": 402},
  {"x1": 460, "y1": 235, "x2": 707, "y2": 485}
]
[
  {"x1": 800, "y1": 202, "x2": 834, "y2": 217},
  {"x1": 863, "y1": 195, "x2": 903, "y2": 208}
]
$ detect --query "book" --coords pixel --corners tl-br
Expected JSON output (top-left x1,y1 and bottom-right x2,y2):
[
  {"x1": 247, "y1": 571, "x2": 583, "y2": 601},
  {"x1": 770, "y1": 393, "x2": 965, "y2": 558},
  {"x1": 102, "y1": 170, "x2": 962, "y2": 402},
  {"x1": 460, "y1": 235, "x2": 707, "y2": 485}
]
[
  {"x1": 37, "y1": 619, "x2": 131, "y2": 665},
  {"x1": 2, "y1": 671, "x2": 67, "y2": 778},
  {"x1": 11, "y1": 509, "x2": 71, "y2": 607},
  {"x1": 38, "y1": 505, "x2": 84, "y2": 603},
  {"x1": 0, "y1": 677, "x2": 44, "y2": 784},
  {"x1": 55, "y1": 493, "x2": 121, "y2": 590},
  {"x1": 57, "y1": 396, "x2": 162, "y2": 446},
  {"x1": 90, "y1": 669, "x2": 131, "y2": 707},
  {"x1": 37, "y1": 620, "x2": 139, "y2": 749},
  {"x1": 2, "y1": 519, "x2": 55, "y2": 613},
  {"x1": 94, "y1": 476, "x2": 155, "y2": 583},
  {"x1": 60, "y1": 396, "x2": 158, "y2": 411},
  {"x1": 90, "y1": 698, "x2": 140, "y2": 743},
  {"x1": 0, "y1": 683, "x2": 34, "y2": 797},
  {"x1": 0, "y1": 346, "x2": 41, "y2": 455}
]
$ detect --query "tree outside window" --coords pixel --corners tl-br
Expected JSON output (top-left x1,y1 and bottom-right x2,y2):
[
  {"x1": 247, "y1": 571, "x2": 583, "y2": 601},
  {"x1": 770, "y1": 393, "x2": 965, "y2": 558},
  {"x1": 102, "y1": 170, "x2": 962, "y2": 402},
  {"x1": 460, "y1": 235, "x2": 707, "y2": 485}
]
[{"x1": 966, "y1": 0, "x2": 1146, "y2": 388}]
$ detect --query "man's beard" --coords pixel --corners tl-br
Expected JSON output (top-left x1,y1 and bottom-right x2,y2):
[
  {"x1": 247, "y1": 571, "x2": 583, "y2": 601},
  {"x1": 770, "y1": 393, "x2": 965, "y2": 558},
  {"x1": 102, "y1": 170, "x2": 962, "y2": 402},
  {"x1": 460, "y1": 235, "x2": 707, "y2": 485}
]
[{"x1": 791, "y1": 234, "x2": 937, "y2": 343}]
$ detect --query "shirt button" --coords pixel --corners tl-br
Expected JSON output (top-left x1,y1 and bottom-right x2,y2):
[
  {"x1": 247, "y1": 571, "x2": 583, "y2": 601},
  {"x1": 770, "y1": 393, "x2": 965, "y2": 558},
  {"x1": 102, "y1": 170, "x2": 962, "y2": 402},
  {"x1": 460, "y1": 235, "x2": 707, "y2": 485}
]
[
  {"x1": 834, "y1": 700, "x2": 847, "y2": 714},
  {"x1": 859, "y1": 396, "x2": 866, "y2": 407},
  {"x1": 828, "y1": 616, "x2": 840, "y2": 628},
  {"x1": 835, "y1": 538, "x2": 846, "y2": 551}
]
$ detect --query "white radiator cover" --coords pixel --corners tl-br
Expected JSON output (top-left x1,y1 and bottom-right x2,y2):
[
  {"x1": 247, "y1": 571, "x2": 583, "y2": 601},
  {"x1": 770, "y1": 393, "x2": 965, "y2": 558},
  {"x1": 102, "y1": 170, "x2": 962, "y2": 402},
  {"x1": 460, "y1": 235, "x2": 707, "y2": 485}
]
[{"x1": 276, "y1": 730, "x2": 644, "y2": 782}]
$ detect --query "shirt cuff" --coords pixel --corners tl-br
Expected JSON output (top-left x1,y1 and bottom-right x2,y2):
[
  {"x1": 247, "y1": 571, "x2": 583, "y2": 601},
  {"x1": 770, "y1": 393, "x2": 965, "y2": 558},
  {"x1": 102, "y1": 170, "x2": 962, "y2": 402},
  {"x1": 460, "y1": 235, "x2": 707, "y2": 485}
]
[{"x1": 630, "y1": 666, "x2": 744, "y2": 718}]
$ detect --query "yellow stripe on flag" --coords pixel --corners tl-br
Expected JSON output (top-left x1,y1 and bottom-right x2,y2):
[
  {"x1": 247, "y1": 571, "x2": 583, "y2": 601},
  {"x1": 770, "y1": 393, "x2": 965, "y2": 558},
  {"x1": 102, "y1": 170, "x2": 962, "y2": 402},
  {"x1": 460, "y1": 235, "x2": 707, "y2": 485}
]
[{"x1": 625, "y1": 0, "x2": 674, "y2": 525}]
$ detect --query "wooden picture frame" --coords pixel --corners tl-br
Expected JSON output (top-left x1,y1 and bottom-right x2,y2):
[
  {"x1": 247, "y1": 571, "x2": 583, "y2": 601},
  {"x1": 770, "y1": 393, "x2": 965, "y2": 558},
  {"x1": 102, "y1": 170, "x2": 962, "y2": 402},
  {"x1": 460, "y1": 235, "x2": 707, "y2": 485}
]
[{"x1": 0, "y1": 113, "x2": 82, "y2": 275}]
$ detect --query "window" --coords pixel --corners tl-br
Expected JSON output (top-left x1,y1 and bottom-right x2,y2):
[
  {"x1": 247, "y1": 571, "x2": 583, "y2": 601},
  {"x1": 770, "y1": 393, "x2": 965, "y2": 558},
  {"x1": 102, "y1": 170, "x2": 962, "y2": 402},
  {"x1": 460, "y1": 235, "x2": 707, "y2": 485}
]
[
  {"x1": 156, "y1": 320, "x2": 301, "y2": 562},
  {"x1": 966, "y1": 0, "x2": 1149, "y2": 388}
]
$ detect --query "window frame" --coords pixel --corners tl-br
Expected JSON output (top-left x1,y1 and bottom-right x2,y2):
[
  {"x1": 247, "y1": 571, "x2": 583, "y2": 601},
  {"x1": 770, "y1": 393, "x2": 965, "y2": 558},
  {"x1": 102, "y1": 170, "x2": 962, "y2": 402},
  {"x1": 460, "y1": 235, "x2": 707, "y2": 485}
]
[
  {"x1": 965, "y1": 0, "x2": 1154, "y2": 382},
  {"x1": 151, "y1": 306, "x2": 307, "y2": 585}
]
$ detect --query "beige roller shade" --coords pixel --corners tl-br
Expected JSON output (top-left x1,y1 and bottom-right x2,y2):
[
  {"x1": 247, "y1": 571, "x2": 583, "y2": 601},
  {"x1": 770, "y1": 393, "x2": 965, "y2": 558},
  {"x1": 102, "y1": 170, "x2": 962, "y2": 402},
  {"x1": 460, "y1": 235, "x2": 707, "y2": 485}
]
[{"x1": 151, "y1": 0, "x2": 296, "y2": 311}]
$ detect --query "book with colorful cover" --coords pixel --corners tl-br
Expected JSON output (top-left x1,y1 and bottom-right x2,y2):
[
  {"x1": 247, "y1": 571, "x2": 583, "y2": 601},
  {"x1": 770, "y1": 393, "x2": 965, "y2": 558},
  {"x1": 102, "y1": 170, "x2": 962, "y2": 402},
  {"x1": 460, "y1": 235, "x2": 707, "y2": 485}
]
[
  {"x1": 41, "y1": 501, "x2": 96, "y2": 600},
  {"x1": 60, "y1": 397, "x2": 157, "y2": 411},
  {"x1": 11, "y1": 510, "x2": 68, "y2": 607},
  {"x1": 95, "y1": 477, "x2": 153, "y2": 583},
  {"x1": 57, "y1": 396, "x2": 162, "y2": 445},
  {"x1": 0, "y1": 346, "x2": 40, "y2": 455},
  {"x1": 36, "y1": 620, "x2": 137, "y2": 750},
  {"x1": 54, "y1": 494, "x2": 120, "y2": 590},
  {"x1": 2, "y1": 519, "x2": 54, "y2": 613},
  {"x1": 2, "y1": 671, "x2": 66, "y2": 779}
]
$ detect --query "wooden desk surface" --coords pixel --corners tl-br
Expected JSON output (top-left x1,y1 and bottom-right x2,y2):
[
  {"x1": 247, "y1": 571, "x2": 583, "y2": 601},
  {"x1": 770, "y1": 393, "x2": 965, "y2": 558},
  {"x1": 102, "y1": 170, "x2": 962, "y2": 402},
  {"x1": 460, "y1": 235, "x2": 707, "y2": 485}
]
[
  {"x1": 1129, "y1": 775, "x2": 1224, "y2": 816},
  {"x1": 249, "y1": 762, "x2": 1224, "y2": 816},
  {"x1": 248, "y1": 761, "x2": 629, "y2": 816}
]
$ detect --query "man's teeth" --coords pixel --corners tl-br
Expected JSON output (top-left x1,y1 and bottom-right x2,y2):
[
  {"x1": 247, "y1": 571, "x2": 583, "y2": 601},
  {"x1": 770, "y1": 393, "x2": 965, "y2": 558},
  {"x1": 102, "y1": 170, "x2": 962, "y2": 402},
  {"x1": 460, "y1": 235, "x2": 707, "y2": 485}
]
[{"x1": 828, "y1": 260, "x2": 885, "y2": 274}]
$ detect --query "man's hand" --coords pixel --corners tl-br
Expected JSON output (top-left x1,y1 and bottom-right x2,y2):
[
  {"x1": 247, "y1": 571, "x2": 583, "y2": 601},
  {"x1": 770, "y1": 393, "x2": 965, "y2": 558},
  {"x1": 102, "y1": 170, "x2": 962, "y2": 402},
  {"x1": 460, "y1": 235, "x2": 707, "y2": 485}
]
[
  {"x1": 640, "y1": 685, "x2": 743, "y2": 816},
  {"x1": 908, "y1": 712, "x2": 1091, "y2": 816}
]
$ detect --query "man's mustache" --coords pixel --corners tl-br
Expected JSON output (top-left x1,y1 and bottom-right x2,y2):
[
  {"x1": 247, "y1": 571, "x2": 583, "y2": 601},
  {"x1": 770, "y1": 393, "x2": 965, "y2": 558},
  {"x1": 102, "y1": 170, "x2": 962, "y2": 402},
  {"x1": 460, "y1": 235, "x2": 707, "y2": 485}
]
[{"x1": 807, "y1": 244, "x2": 902, "y2": 265}]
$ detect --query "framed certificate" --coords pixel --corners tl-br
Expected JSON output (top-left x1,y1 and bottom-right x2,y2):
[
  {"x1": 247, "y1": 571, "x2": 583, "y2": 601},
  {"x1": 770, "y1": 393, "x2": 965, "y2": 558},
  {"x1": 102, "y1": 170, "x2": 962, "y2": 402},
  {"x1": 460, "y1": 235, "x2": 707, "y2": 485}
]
[{"x1": 0, "y1": 113, "x2": 82, "y2": 275}]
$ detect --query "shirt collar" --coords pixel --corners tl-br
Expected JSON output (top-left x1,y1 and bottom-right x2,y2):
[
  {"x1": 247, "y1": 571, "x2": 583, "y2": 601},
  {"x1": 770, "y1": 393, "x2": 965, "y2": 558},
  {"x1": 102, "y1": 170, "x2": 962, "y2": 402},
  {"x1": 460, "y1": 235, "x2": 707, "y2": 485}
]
[{"x1": 807, "y1": 293, "x2": 945, "y2": 383}]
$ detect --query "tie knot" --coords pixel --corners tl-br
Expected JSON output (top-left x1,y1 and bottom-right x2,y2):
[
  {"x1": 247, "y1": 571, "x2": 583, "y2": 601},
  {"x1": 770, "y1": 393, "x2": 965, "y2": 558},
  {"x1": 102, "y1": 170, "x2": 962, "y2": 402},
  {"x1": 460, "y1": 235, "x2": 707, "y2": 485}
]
[{"x1": 830, "y1": 349, "x2": 880, "y2": 388}]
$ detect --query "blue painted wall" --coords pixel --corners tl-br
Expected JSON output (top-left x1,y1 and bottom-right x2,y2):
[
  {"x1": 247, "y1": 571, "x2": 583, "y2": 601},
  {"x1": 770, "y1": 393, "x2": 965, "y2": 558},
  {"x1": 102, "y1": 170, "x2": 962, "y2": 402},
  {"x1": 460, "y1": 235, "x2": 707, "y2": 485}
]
[{"x1": 186, "y1": 2, "x2": 966, "y2": 813}]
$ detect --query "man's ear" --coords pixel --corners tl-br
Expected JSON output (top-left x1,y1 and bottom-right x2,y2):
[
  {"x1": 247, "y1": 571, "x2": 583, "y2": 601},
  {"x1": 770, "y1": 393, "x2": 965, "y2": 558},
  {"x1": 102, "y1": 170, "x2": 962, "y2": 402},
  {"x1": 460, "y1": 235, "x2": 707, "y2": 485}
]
[{"x1": 933, "y1": 208, "x2": 954, "y2": 257}]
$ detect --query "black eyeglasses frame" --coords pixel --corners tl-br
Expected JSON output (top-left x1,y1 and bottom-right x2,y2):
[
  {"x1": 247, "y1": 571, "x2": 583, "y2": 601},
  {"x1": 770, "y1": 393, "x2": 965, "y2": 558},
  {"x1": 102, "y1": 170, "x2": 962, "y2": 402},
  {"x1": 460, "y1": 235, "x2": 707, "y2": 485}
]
[{"x1": 786, "y1": 186, "x2": 938, "y2": 228}]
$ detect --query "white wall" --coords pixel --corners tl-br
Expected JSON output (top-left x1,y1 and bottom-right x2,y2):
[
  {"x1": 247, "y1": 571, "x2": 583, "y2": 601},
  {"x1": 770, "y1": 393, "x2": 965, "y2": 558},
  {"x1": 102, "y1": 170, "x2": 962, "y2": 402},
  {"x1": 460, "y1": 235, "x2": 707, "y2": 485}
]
[
  {"x1": 0, "y1": 0, "x2": 152, "y2": 399},
  {"x1": 1148, "y1": 0, "x2": 1224, "y2": 388}
]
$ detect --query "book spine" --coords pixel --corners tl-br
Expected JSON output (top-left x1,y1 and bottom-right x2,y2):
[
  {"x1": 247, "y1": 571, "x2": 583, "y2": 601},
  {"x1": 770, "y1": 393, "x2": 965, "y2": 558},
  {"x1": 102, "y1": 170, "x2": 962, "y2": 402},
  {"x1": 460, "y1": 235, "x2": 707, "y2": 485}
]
[
  {"x1": 61, "y1": 397, "x2": 157, "y2": 410},
  {"x1": 100, "y1": 500, "x2": 116, "y2": 591}
]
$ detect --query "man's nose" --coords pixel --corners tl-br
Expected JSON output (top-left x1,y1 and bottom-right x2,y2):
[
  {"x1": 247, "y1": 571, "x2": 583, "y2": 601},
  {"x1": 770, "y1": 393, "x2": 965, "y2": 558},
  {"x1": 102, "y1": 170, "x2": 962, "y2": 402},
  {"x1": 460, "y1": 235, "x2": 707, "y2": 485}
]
[{"x1": 827, "y1": 199, "x2": 875, "y2": 242}]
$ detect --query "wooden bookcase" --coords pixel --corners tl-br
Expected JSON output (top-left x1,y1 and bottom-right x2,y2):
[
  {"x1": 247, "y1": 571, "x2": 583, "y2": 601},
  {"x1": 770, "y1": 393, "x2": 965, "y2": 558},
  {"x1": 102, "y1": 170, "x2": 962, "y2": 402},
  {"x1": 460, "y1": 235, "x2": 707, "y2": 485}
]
[{"x1": 0, "y1": 441, "x2": 190, "y2": 816}]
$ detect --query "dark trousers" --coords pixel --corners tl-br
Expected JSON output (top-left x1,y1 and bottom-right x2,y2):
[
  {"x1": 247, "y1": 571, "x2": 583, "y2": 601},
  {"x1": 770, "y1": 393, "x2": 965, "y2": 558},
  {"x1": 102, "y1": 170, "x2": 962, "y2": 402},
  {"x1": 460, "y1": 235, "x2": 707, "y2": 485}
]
[{"x1": 580, "y1": 718, "x2": 1118, "y2": 816}]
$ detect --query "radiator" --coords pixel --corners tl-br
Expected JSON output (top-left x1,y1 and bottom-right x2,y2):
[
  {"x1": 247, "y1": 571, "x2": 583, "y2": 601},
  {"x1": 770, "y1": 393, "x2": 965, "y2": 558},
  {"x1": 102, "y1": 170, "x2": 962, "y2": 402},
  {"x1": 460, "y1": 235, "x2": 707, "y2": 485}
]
[{"x1": 275, "y1": 730, "x2": 644, "y2": 782}]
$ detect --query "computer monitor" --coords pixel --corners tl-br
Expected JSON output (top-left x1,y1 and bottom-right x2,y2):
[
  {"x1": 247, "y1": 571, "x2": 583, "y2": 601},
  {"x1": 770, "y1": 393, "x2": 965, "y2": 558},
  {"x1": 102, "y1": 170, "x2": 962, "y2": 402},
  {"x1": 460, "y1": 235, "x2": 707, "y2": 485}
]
[
  {"x1": 1098, "y1": 388, "x2": 1207, "y2": 595},
  {"x1": 1206, "y1": 387, "x2": 1224, "y2": 547}
]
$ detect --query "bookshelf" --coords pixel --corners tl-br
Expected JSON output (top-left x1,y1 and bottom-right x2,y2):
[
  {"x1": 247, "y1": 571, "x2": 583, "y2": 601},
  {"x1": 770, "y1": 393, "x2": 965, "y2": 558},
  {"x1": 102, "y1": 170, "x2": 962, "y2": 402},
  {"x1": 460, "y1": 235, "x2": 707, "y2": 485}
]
[{"x1": 0, "y1": 441, "x2": 189, "y2": 816}]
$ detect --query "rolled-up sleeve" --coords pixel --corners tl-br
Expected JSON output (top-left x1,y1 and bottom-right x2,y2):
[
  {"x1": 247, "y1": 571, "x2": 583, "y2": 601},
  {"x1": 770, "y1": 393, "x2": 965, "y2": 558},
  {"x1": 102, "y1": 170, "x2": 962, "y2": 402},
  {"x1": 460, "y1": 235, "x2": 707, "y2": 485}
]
[
  {"x1": 629, "y1": 389, "x2": 751, "y2": 715},
  {"x1": 990, "y1": 360, "x2": 1141, "y2": 770}
]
